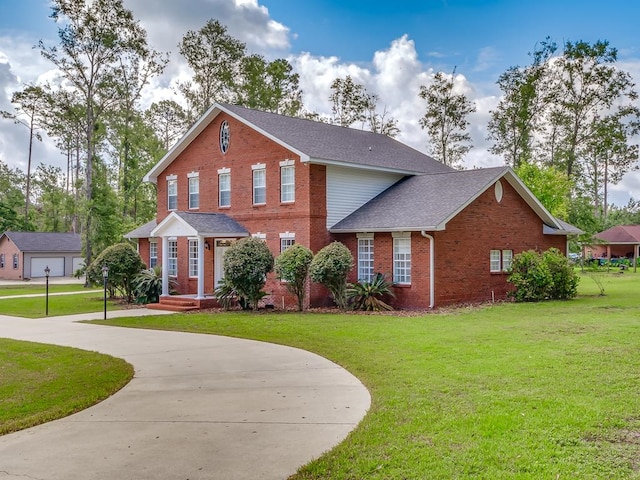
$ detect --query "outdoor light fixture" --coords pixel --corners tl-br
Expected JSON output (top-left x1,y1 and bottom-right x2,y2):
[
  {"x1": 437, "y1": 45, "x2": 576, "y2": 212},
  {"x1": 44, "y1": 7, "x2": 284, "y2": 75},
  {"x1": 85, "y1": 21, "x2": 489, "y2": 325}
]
[
  {"x1": 44, "y1": 265, "x2": 50, "y2": 316},
  {"x1": 102, "y1": 265, "x2": 109, "y2": 320},
  {"x1": 205, "y1": 240, "x2": 211, "y2": 250}
]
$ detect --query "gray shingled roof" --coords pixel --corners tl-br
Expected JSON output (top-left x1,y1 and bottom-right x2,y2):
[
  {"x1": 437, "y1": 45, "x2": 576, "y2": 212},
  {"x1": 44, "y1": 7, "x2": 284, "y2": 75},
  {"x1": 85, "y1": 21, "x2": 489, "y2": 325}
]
[
  {"x1": 330, "y1": 167, "x2": 513, "y2": 231},
  {"x1": 124, "y1": 219, "x2": 157, "y2": 239},
  {"x1": 221, "y1": 103, "x2": 452, "y2": 174},
  {"x1": 2, "y1": 231, "x2": 81, "y2": 252},
  {"x1": 173, "y1": 212, "x2": 249, "y2": 236}
]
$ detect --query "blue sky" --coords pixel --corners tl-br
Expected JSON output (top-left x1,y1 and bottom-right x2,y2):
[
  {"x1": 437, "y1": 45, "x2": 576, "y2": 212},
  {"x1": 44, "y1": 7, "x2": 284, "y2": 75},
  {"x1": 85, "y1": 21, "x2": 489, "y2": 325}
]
[{"x1": 2, "y1": 0, "x2": 640, "y2": 205}]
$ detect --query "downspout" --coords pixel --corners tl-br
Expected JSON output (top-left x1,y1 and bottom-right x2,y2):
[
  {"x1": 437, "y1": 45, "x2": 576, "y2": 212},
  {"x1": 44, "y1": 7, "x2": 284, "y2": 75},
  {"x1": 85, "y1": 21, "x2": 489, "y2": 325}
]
[{"x1": 421, "y1": 231, "x2": 435, "y2": 309}]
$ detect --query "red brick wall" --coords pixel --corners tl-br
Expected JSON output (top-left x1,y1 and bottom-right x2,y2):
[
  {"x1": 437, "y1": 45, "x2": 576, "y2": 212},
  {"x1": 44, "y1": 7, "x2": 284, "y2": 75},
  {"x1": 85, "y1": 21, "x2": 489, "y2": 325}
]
[
  {"x1": 0, "y1": 236, "x2": 23, "y2": 280},
  {"x1": 431, "y1": 180, "x2": 565, "y2": 306},
  {"x1": 154, "y1": 112, "x2": 328, "y2": 306}
]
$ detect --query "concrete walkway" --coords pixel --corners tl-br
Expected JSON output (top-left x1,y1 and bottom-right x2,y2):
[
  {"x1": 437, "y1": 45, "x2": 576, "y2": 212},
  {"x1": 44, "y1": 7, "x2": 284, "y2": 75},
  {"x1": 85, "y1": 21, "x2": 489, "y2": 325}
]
[{"x1": 0, "y1": 310, "x2": 371, "y2": 479}]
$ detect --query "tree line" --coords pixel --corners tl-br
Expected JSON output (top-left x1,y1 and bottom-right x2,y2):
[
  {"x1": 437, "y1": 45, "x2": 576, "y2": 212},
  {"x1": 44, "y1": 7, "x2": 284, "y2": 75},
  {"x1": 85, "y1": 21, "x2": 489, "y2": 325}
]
[{"x1": 1, "y1": 0, "x2": 639, "y2": 268}]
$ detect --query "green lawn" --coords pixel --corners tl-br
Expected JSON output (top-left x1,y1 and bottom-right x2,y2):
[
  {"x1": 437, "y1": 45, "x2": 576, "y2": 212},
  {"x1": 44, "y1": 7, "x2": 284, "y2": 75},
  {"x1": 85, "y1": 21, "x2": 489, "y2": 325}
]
[
  {"x1": 0, "y1": 284, "x2": 90, "y2": 297},
  {"x1": 91, "y1": 270, "x2": 640, "y2": 479},
  {"x1": 0, "y1": 292, "x2": 120, "y2": 318},
  {"x1": 0, "y1": 338, "x2": 133, "y2": 435}
]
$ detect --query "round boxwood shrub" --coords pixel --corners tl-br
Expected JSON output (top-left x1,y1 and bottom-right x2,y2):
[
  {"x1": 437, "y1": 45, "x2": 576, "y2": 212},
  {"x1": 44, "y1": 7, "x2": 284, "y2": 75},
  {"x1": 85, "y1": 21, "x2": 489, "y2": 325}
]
[
  {"x1": 86, "y1": 243, "x2": 146, "y2": 303},
  {"x1": 275, "y1": 243, "x2": 314, "y2": 311},
  {"x1": 309, "y1": 241, "x2": 353, "y2": 309}
]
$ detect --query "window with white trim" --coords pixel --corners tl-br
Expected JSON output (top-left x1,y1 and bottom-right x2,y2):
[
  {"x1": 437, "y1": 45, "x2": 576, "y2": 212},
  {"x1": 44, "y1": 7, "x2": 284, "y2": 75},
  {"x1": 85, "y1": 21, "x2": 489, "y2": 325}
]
[
  {"x1": 280, "y1": 232, "x2": 295, "y2": 252},
  {"x1": 219, "y1": 171, "x2": 230, "y2": 207},
  {"x1": 168, "y1": 240, "x2": 178, "y2": 276},
  {"x1": 188, "y1": 175, "x2": 199, "y2": 209},
  {"x1": 393, "y1": 234, "x2": 411, "y2": 284},
  {"x1": 502, "y1": 249, "x2": 513, "y2": 272},
  {"x1": 280, "y1": 164, "x2": 295, "y2": 203},
  {"x1": 0, "y1": 253, "x2": 4, "y2": 269},
  {"x1": 167, "y1": 178, "x2": 177, "y2": 210},
  {"x1": 12, "y1": 253, "x2": 19, "y2": 270},
  {"x1": 149, "y1": 240, "x2": 157, "y2": 268},
  {"x1": 253, "y1": 166, "x2": 266, "y2": 204},
  {"x1": 188, "y1": 240, "x2": 198, "y2": 277},
  {"x1": 357, "y1": 234, "x2": 374, "y2": 282},
  {"x1": 490, "y1": 249, "x2": 513, "y2": 272},
  {"x1": 490, "y1": 250, "x2": 501, "y2": 272}
]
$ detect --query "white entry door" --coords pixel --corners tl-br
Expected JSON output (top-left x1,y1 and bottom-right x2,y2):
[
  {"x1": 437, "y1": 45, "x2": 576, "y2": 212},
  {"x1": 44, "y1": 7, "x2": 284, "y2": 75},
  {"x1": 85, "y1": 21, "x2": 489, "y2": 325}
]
[{"x1": 214, "y1": 239, "x2": 234, "y2": 287}]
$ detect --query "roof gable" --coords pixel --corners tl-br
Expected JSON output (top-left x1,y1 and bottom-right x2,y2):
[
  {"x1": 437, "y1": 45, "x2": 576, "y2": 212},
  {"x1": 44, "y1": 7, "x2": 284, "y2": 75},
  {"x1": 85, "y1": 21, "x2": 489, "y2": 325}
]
[
  {"x1": 144, "y1": 103, "x2": 452, "y2": 183},
  {"x1": 595, "y1": 225, "x2": 640, "y2": 243},
  {"x1": 150, "y1": 212, "x2": 250, "y2": 238},
  {"x1": 1, "y1": 231, "x2": 81, "y2": 252},
  {"x1": 330, "y1": 167, "x2": 562, "y2": 232}
]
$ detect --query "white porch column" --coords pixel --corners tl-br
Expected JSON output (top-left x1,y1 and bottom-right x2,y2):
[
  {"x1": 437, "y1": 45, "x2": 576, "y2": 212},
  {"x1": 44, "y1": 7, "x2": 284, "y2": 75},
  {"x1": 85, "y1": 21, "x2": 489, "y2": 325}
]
[
  {"x1": 161, "y1": 236, "x2": 169, "y2": 297},
  {"x1": 196, "y1": 236, "x2": 205, "y2": 299}
]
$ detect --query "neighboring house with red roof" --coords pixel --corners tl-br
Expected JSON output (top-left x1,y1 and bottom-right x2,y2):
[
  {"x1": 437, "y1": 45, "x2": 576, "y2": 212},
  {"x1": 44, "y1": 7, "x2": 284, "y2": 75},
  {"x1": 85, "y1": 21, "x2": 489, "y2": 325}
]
[
  {"x1": 0, "y1": 231, "x2": 83, "y2": 280},
  {"x1": 126, "y1": 103, "x2": 580, "y2": 309},
  {"x1": 585, "y1": 225, "x2": 640, "y2": 267}
]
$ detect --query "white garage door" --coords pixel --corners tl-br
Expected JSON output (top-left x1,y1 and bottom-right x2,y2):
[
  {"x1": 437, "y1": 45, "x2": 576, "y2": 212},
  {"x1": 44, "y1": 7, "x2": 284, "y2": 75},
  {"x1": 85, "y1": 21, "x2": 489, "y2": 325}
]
[
  {"x1": 31, "y1": 258, "x2": 65, "y2": 277},
  {"x1": 72, "y1": 257, "x2": 84, "y2": 275}
]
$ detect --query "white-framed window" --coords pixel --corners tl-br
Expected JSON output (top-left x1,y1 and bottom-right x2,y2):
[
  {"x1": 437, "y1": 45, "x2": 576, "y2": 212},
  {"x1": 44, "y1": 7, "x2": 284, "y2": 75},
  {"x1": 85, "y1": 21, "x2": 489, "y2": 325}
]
[
  {"x1": 0, "y1": 253, "x2": 4, "y2": 269},
  {"x1": 168, "y1": 240, "x2": 178, "y2": 276},
  {"x1": 12, "y1": 253, "x2": 19, "y2": 270},
  {"x1": 167, "y1": 178, "x2": 177, "y2": 210},
  {"x1": 252, "y1": 232, "x2": 267, "y2": 241},
  {"x1": 502, "y1": 249, "x2": 513, "y2": 272},
  {"x1": 149, "y1": 240, "x2": 157, "y2": 268},
  {"x1": 490, "y1": 250, "x2": 502, "y2": 272},
  {"x1": 280, "y1": 232, "x2": 295, "y2": 252},
  {"x1": 188, "y1": 175, "x2": 199, "y2": 209},
  {"x1": 188, "y1": 239, "x2": 198, "y2": 277},
  {"x1": 252, "y1": 165, "x2": 266, "y2": 205},
  {"x1": 393, "y1": 233, "x2": 411, "y2": 285},
  {"x1": 218, "y1": 170, "x2": 231, "y2": 207},
  {"x1": 357, "y1": 234, "x2": 374, "y2": 282},
  {"x1": 280, "y1": 162, "x2": 295, "y2": 203}
]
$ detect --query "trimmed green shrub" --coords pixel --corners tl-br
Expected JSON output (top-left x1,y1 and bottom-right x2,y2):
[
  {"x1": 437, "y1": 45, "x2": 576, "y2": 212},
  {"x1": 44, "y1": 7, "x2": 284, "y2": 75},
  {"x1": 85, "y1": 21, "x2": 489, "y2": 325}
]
[
  {"x1": 309, "y1": 241, "x2": 354, "y2": 309},
  {"x1": 542, "y1": 247, "x2": 579, "y2": 300},
  {"x1": 275, "y1": 244, "x2": 314, "y2": 311},
  {"x1": 508, "y1": 248, "x2": 579, "y2": 302},
  {"x1": 347, "y1": 272, "x2": 395, "y2": 311},
  {"x1": 223, "y1": 237, "x2": 274, "y2": 310},
  {"x1": 86, "y1": 243, "x2": 146, "y2": 303}
]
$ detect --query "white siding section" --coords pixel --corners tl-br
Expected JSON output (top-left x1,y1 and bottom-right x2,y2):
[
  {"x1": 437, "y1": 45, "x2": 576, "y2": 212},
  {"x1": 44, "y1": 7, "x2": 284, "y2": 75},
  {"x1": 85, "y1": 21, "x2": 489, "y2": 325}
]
[{"x1": 326, "y1": 165, "x2": 404, "y2": 228}]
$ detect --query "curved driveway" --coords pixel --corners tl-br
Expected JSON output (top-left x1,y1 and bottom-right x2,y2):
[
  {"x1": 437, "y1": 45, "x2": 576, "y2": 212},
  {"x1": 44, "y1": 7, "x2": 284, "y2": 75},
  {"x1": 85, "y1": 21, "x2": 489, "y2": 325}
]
[{"x1": 0, "y1": 310, "x2": 370, "y2": 479}]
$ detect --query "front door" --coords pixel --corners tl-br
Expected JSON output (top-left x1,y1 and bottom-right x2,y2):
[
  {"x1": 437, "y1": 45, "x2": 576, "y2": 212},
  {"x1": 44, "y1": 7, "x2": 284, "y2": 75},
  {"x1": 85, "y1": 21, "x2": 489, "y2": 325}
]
[{"x1": 214, "y1": 239, "x2": 234, "y2": 287}]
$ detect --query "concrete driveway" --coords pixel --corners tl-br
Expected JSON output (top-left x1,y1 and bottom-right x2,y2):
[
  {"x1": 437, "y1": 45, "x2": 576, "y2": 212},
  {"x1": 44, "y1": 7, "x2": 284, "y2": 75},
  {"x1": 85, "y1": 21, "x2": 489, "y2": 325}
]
[{"x1": 0, "y1": 310, "x2": 370, "y2": 479}]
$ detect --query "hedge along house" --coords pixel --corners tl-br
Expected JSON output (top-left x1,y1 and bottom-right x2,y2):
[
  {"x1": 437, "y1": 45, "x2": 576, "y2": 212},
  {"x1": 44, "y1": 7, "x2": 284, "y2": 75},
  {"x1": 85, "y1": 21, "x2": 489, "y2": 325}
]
[
  {"x1": 127, "y1": 103, "x2": 580, "y2": 310},
  {"x1": 0, "y1": 231, "x2": 83, "y2": 280}
]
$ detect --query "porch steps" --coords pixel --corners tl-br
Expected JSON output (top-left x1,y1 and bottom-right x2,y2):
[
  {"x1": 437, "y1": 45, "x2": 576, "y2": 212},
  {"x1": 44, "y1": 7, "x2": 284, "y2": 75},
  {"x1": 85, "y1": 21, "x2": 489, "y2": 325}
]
[{"x1": 146, "y1": 295, "x2": 219, "y2": 312}]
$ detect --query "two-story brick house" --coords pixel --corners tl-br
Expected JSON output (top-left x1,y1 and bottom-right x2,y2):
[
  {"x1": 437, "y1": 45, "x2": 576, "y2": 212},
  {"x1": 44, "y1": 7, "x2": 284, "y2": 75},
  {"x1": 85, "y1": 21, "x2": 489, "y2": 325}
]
[{"x1": 126, "y1": 103, "x2": 579, "y2": 309}]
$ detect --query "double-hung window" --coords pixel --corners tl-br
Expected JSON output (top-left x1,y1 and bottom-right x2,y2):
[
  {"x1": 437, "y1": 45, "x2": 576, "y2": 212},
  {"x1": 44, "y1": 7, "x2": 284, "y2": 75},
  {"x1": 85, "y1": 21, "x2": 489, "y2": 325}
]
[
  {"x1": 149, "y1": 240, "x2": 158, "y2": 268},
  {"x1": 357, "y1": 234, "x2": 374, "y2": 282},
  {"x1": 280, "y1": 232, "x2": 295, "y2": 252},
  {"x1": 0, "y1": 253, "x2": 4, "y2": 269},
  {"x1": 188, "y1": 240, "x2": 198, "y2": 277},
  {"x1": 12, "y1": 253, "x2": 19, "y2": 270},
  {"x1": 393, "y1": 233, "x2": 411, "y2": 285},
  {"x1": 252, "y1": 164, "x2": 266, "y2": 205},
  {"x1": 168, "y1": 240, "x2": 178, "y2": 276},
  {"x1": 218, "y1": 168, "x2": 230, "y2": 207},
  {"x1": 188, "y1": 174, "x2": 199, "y2": 209},
  {"x1": 280, "y1": 160, "x2": 295, "y2": 203},
  {"x1": 491, "y1": 249, "x2": 513, "y2": 272},
  {"x1": 167, "y1": 177, "x2": 177, "y2": 211}
]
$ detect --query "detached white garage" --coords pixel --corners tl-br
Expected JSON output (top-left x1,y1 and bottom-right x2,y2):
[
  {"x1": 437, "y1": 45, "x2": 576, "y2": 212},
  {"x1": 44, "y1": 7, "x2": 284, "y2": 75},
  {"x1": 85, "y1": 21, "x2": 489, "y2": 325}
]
[
  {"x1": 0, "y1": 232, "x2": 82, "y2": 280},
  {"x1": 31, "y1": 257, "x2": 65, "y2": 278}
]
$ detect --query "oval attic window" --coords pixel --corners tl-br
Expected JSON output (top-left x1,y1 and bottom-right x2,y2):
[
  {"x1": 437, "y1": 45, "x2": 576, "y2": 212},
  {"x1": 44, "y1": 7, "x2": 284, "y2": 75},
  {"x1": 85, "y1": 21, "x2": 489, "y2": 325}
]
[{"x1": 495, "y1": 180, "x2": 503, "y2": 203}]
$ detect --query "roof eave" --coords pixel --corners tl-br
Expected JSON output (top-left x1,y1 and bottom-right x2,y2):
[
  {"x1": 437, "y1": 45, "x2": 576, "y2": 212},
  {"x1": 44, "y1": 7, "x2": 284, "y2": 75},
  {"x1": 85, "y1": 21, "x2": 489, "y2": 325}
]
[
  {"x1": 306, "y1": 157, "x2": 425, "y2": 175},
  {"x1": 329, "y1": 225, "x2": 446, "y2": 234}
]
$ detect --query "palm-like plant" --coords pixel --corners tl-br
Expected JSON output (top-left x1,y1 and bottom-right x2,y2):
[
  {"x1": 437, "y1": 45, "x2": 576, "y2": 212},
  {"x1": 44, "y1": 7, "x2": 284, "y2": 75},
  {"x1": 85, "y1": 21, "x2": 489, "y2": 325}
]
[
  {"x1": 133, "y1": 266, "x2": 177, "y2": 304},
  {"x1": 346, "y1": 273, "x2": 395, "y2": 311}
]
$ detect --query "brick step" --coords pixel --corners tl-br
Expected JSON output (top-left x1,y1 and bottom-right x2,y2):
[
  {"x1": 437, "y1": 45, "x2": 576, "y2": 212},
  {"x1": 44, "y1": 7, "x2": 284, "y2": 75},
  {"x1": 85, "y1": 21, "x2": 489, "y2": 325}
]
[
  {"x1": 146, "y1": 302, "x2": 199, "y2": 312},
  {"x1": 158, "y1": 297, "x2": 197, "y2": 307}
]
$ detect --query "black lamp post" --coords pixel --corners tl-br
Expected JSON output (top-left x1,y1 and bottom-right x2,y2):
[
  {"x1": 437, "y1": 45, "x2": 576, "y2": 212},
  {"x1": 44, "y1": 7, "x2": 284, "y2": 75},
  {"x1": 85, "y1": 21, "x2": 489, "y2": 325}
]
[
  {"x1": 44, "y1": 265, "x2": 50, "y2": 316},
  {"x1": 102, "y1": 265, "x2": 109, "y2": 320}
]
